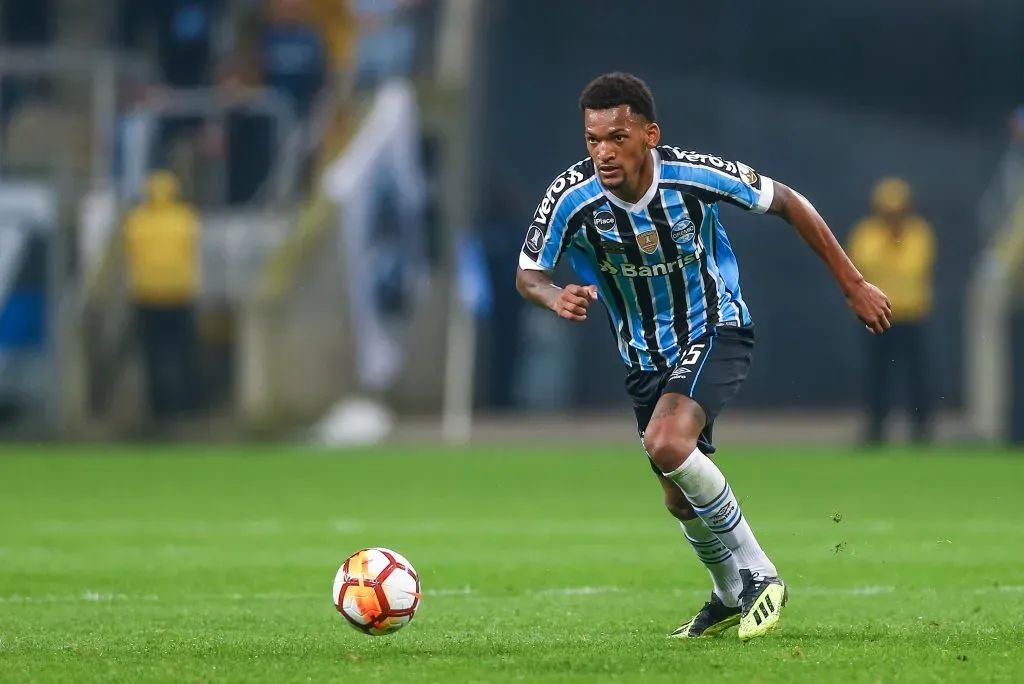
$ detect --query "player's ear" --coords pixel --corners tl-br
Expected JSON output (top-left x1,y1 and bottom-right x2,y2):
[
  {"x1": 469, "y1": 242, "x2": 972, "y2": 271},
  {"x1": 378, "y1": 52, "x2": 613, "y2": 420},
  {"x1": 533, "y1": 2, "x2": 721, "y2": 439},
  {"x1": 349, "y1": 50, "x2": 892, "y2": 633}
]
[{"x1": 646, "y1": 122, "x2": 661, "y2": 148}]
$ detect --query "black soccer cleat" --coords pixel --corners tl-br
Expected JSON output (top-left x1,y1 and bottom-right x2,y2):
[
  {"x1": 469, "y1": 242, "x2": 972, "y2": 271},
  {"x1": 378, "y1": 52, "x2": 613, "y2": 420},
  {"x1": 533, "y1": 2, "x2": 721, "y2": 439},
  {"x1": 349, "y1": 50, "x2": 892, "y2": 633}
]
[{"x1": 668, "y1": 593, "x2": 741, "y2": 638}]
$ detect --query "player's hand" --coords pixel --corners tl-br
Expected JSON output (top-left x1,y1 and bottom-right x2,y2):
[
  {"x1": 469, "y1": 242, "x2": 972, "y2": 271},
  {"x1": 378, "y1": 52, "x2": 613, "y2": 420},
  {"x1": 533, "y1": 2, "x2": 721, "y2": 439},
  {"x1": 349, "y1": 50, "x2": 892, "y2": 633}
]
[
  {"x1": 846, "y1": 281, "x2": 892, "y2": 334},
  {"x1": 554, "y1": 284, "x2": 598, "y2": 322}
]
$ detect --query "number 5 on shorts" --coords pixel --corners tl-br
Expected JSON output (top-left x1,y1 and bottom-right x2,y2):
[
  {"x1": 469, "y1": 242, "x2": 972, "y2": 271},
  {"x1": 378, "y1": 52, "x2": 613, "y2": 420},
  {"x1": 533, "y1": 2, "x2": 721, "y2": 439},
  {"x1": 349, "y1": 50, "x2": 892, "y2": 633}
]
[{"x1": 680, "y1": 343, "x2": 706, "y2": 366}]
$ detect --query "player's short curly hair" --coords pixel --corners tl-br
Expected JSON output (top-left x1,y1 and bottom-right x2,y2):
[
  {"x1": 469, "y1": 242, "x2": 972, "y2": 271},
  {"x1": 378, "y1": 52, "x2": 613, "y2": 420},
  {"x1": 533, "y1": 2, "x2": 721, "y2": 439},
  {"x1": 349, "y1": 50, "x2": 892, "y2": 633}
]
[{"x1": 579, "y1": 72, "x2": 657, "y2": 123}]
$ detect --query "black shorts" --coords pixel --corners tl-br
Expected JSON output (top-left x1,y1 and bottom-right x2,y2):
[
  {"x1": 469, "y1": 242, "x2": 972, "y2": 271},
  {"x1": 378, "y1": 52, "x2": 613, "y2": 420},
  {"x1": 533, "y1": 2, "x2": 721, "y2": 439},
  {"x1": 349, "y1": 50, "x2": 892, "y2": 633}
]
[{"x1": 626, "y1": 326, "x2": 754, "y2": 470}]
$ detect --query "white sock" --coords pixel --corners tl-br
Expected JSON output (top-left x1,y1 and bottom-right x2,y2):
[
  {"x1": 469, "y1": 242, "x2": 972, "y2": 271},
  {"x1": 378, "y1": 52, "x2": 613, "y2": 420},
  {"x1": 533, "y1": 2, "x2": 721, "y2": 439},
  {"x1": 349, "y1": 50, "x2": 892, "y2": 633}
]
[
  {"x1": 679, "y1": 515, "x2": 742, "y2": 607},
  {"x1": 665, "y1": 448, "x2": 778, "y2": 577}
]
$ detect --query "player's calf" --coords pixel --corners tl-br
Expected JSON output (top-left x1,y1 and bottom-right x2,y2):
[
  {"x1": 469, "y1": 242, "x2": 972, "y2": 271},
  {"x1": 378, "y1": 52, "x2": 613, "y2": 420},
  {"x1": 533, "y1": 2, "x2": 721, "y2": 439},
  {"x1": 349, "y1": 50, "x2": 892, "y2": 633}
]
[
  {"x1": 661, "y1": 482, "x2": 695, "y2": 521},
  {"x1": 659, "y1": 476, "x2": 743, "y2": 608},
  {"x1": 644, "y1": 392, "x2": 783, "y2": 618}
]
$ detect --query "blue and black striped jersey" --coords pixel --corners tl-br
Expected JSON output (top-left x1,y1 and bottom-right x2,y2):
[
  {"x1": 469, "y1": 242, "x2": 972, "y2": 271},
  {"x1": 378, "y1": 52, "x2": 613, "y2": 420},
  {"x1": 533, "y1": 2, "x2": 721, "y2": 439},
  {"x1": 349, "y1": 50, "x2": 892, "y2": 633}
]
[{"x1": 519, "y1": 145, "x2": 775, "y2": 371}]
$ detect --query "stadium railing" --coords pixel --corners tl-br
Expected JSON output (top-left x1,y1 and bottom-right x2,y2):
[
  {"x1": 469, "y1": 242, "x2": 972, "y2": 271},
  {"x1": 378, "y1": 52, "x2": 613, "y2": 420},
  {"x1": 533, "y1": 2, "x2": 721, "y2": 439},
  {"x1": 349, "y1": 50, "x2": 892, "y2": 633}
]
[{"x1": 0, "y1": 49, "x2": 152, "y2": 187}]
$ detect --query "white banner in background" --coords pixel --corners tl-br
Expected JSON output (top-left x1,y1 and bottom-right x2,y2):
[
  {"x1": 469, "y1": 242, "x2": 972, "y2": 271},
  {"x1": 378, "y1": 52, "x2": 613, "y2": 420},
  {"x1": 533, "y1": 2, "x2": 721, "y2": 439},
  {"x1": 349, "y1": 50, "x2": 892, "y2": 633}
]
[
  {"x1": 322, "y1": 78, "x2": 428, "y2": 393},
  {"x1": 0, "y1": 181, "x2": 53, "y2": 324},
  {"x1": 316, "y1": 78, "x2": 428, "y2": 446},
  {"x1": 0, "y1": 182, "x2": 56, "y2": 399},
  {"x1": 0, "y1": 182, "x2": 57, "y2": 232}
]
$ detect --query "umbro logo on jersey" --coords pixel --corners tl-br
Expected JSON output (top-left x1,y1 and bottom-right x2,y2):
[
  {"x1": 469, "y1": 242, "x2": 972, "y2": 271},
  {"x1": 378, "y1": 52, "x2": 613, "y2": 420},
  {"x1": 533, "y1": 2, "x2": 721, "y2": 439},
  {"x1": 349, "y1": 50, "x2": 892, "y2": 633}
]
[{"x1": 669, "y1": 365, "x2": 691, "y2": 379}]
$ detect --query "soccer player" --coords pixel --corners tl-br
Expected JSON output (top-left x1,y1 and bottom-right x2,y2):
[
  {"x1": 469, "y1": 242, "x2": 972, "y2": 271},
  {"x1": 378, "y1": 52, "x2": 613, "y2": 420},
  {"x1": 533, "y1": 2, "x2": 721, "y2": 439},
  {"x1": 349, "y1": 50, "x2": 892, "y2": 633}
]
[{"x1": 515, "y1": 72, "x2": 891, "y2": 642}]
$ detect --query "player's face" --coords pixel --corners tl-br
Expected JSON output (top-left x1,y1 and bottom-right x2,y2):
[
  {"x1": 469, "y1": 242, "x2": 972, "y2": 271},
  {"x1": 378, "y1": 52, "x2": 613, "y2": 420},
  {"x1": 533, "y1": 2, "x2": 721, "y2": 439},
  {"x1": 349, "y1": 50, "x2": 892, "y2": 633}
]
[{"x1": 584, "y1": 106, "x2": 659, "y2": 192}]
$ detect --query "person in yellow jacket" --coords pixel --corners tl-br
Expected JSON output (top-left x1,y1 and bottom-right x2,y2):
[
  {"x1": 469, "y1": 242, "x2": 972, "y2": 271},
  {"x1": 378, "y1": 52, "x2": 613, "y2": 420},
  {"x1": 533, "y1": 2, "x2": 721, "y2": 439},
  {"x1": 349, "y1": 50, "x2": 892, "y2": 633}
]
[
  {"x1": 848, "y1": 177, "x2": 935, "y2": 445},
  {"x1": 123, "y1": 170, "x2": 202, "y2": 421}
]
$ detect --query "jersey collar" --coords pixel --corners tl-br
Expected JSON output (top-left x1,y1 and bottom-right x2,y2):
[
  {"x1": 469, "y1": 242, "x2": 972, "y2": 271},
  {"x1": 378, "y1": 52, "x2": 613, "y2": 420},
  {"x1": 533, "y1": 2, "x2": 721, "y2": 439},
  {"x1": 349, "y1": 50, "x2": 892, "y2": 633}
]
[{"x1": 600, "y1": 148, "x2": 662, "y2": 214}]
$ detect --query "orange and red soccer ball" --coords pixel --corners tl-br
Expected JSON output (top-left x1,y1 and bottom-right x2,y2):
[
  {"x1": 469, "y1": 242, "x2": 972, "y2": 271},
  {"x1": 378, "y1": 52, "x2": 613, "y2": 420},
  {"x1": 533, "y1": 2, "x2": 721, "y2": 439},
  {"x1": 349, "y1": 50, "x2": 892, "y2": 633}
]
[{"x1": 333, "y1": 548, "x2": 422, "y2": 635}]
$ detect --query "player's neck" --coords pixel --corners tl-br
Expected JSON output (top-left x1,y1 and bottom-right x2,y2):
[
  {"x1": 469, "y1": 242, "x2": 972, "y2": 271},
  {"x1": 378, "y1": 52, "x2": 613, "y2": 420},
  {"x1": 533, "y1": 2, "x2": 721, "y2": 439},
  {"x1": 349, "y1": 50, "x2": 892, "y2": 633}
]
[{"x1": 610, "y1": 152, "x2": 656, "y2": 205}]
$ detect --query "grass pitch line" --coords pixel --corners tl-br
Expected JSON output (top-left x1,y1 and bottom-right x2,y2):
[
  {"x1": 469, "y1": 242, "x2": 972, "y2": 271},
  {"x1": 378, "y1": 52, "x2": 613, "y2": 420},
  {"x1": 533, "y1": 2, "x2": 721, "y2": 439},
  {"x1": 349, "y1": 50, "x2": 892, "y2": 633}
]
[
  {"x1": 531, "y1": 586, "x2": 624, "y2": 596},
  {"x1": 23, "y1": 517, "x2": 917, "y2": 537},
  {"x1": 6, "y1": 583, "x2": 1024, "y2": 605},
  {"x1": 12, "y1": 583, "x2": 1024, "y2": 605}
]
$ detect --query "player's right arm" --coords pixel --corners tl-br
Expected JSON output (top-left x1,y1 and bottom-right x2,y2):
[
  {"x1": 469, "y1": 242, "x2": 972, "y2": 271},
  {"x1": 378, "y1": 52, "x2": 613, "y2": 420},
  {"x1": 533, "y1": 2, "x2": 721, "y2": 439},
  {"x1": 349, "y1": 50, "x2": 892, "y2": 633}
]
[
  {"x1": 516, "y1": 267, "x2": 597, "y2": 322},
  {"x1": 515, "y1": 165, "x2": 598, "y2": 322}
]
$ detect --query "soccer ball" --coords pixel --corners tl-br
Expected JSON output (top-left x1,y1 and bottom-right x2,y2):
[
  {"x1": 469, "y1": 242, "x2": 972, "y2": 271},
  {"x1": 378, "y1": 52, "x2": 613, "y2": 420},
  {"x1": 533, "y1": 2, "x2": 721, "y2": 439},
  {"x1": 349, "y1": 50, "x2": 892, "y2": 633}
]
[{"x1": 333, "y1": 547, "x2": 421, "y2": 635}]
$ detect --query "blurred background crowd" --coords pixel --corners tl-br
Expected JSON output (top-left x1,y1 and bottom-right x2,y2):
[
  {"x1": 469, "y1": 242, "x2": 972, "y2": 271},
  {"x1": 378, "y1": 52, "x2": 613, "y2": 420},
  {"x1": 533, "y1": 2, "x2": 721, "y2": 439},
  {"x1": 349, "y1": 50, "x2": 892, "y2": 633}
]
[{"x1": 0, "y1": 0, "x2": 1022, "y2": 448}]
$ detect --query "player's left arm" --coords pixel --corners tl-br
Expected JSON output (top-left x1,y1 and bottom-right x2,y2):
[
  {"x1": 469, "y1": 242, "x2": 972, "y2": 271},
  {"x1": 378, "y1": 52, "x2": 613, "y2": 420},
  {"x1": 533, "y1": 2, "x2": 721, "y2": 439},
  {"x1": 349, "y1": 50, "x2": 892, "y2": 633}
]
[{"x1": 767, "y1": 182, "x2": 892, "y2": 334}]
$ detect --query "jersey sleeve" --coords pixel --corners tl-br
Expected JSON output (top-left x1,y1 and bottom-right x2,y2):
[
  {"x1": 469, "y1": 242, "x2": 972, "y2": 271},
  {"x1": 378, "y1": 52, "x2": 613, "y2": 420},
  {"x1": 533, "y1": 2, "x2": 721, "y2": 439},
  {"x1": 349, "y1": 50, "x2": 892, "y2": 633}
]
[
  {"x1": 659, "y1": 148, "x2": 775, "y2": 214},
  {"x1": 519, "y1": 163, "x2": 589, "y2": 271}
]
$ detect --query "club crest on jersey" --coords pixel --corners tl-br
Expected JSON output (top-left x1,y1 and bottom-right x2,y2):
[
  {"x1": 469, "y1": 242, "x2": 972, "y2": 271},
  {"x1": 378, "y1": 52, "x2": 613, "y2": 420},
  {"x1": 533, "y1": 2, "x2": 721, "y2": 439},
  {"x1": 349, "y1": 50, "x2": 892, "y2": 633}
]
[
  {"x1": 636, "y1": 230, "x2": 659, "y2": 254},
  {"x1": 671, "y1": 219, "x2": 696, "y2": 245},
  {"x1": 594, "y1": 210, "x2": 617, "y2": 233}
]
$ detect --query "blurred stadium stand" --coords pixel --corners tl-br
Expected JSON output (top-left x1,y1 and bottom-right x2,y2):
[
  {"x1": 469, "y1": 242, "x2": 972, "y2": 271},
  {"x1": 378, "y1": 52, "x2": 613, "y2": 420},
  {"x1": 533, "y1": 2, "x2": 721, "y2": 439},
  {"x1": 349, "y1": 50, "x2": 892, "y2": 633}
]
[{"x1": 0, "y1": 0, "x2": 1020, "y2": 446}]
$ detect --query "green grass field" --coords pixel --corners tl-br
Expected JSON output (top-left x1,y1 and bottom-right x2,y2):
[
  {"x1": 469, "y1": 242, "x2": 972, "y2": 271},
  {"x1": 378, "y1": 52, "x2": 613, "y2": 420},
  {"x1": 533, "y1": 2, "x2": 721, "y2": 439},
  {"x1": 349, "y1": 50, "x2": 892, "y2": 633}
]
[{"x1": 1, "y1": 443, "x2": 1023, "y2": 683}]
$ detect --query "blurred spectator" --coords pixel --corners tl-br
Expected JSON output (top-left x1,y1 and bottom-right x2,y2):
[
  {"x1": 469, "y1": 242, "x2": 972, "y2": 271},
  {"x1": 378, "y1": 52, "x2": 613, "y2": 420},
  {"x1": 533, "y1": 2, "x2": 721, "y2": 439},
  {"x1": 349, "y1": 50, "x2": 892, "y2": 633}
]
[
  {"x1": 207, "y1": 60, "x2": 276, "y2": 205},
  {"x1": 123, "y1": 171, "x2": 203, "y2": 422},
  {"x1": 117, "y1": 0, "x2": 223, "y2": 88},
  {"x1": 848, "y1": 177, "x2": 936, "y2": 445},
  {"x1": 261, "y1": 0, "x2": 327, "y2": 122},
  {"x1": 117, "y1": 0, "x2": 224, "y2": 180},
  {"x1": 216, "y1": 0, "x2": 331, "y2": 203}
]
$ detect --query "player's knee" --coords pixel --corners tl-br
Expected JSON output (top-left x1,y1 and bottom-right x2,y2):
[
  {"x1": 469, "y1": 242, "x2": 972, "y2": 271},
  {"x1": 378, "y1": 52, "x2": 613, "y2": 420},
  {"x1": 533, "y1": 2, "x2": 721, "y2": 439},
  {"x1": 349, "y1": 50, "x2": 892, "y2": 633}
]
[{"x1": 644, "y1": 425, "x2": 697, "y2": 474}]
